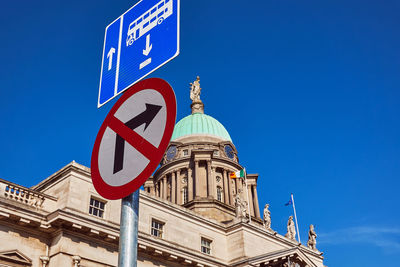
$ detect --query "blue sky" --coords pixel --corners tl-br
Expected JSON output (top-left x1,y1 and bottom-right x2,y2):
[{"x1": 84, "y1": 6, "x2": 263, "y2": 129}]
[{"x1": 1, "y1": 0, "x2": 399, "y2": 266}]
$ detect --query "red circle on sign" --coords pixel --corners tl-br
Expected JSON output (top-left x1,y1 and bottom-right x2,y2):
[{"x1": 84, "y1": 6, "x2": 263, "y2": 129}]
[{"x1": 91, "y1": 78, "x2": 176, "y2": 200}]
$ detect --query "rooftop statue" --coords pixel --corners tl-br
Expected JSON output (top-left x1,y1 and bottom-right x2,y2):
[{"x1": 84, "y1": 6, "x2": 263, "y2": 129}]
[
  {"x1": 285, "y1": 216, "x2": 296, "y2": 241},
  {"x1": 263, "y1": 204, "x2": 271, "y2": 230},
  {"x1": 190, "y1": 76, "x2": 201, "y2": 103},
  {"x1": 307, "y1": 224, "x2": 317, "y2": 250}
]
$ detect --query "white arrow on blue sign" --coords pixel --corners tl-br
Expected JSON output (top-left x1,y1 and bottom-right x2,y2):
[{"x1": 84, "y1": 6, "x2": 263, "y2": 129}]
[{"x1": 98, "y1": 0, "x2": 180, "y2": 108}]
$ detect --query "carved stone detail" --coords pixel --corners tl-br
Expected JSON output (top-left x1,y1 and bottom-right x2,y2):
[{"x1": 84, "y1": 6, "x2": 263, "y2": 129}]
[
  {"x1": 190, "y1": 76, "x2": 201, "y2": 102},
  {"x1": 263, "y1": 204, "x2": 271, "y2": 230},
  {"x1": 285, "y1": 216, "x2": 296, "y2": 240},
  {"x1": 234, "y1": 193, "x2": 248, "y2": 223},
  {"x1": 3, "y1": 183, "x2": 45, "y2": 209},
  {"x1": 40, "y1": 256, "x2": 49, "y2": 267},
  {"x1": 190, "y1": 76, "x2": 204, "y2": 114},
  {"x1": 72, "y1": 255, "x2": 81, "y2": 267},
  {"x1": 307, "y1": 224, "x2": 317, "y2": 250}
]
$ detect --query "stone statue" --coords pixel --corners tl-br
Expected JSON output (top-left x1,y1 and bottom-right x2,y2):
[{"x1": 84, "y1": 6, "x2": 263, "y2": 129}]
[
  {"x1": 283, "y1": 261, "x2": 299, "y2": 267},
  {"x1": 285, "y1": 216, "x2": 296, "y2": 240},
  {"x1": 234, "y1": 193, "x2": 248, "y2": 223},
  {"x1": 190, "y1": 76, "x2": 201, "y2": 102},
  {"x1": 307, "y1": 224, "x2": 317, "y2": 250},
  {"x1": 234, "y1": 194, "x2": 242, "y2": 219},
  {"x1": 241, "y1": 200, "x2": 248, "y2": 222},
  {"x1": 263, "y1": 204, "x2": 271, "y2": 230}
]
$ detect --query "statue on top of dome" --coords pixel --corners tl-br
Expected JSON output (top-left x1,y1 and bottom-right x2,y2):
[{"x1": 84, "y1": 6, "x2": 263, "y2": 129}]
[{"x1": 190, "y1": 76, "x2": 202, "y2": 103}]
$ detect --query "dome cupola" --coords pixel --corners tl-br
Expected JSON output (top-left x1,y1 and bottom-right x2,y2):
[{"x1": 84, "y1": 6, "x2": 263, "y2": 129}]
[
  {"x1": 144, "y1": 76, "x2": 260, "y2": 223},
  {"x1": 171, "y1": 113, "x2": 232, "y2": 142}
]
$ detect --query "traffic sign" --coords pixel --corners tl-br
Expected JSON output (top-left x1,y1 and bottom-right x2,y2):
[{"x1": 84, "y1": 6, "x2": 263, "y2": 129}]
[
  {"x1": 98, "y1": 0, "x2": 180, "y2": 108},
  {"x1": 91, "y1": 78, "x2": 176, "y2": 199}
]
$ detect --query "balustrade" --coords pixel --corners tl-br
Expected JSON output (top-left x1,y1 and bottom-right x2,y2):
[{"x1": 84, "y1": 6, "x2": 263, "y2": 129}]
[{"x1": 1, "y1": 180, "x2": 46, "y2": 208}]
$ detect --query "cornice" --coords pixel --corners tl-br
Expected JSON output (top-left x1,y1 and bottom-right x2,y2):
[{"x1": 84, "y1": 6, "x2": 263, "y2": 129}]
[
  {"x1": 140, "y1": 191, "x2": 228, "y2": 232},
  {"x1": 226, "y1": 222, "x2": 324, "y2": 260},
  {"x1": 138, "y1": 232, "x2": 226, "y2": 267},
  {"x1": 32, "y1": 161, "x2": 91, "y2": 191},
  {"x1": 0, "y1": 198, "x2": 49, "y2": 221}
]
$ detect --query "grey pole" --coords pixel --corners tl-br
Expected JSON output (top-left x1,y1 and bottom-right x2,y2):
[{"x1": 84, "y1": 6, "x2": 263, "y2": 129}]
[{"x1": 118, "y1": 190, "x2": 139, "y2": 267}]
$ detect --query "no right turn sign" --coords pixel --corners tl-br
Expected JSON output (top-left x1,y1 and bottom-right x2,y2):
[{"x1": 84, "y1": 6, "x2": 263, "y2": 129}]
[{"x1": 91, "y1": 78, "x2": 176, "y2": 200}]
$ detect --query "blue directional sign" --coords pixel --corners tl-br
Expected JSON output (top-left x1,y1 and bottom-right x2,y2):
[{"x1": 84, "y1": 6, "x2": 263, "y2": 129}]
[{"x1": 98, "y1": 0, "x2": 180, "y2": 107}]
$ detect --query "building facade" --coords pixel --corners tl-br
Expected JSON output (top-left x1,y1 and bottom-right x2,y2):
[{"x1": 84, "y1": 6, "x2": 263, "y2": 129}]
[{"x1": 0, "y1": 78, "x2": 325, "y2": 267}]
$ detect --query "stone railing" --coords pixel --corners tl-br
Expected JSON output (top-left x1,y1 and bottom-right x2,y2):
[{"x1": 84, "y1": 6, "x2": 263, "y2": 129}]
[{"x1": 0, "y1": 179, "x2": 51, "y2": 209}]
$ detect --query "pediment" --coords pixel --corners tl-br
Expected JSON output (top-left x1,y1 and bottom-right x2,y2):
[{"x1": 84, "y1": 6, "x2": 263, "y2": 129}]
[
  {"x1": 248, "y1": 247, "x2": 318, "y2": 267},
  {"x1": 0, "y1": 250, "x2": 32, "y2": 265}
]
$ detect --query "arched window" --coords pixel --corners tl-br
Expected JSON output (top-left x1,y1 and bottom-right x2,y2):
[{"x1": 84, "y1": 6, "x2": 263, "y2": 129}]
[
  {"x1": 183, "y1": 187, "x2": 188, "y2": 204},
  {"x1": 217, "y1": 186, "x2": 223, "y2": 202}
]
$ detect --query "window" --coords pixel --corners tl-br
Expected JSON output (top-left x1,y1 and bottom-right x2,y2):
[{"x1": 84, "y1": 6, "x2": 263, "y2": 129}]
[
  {"x1": 89, "y1": 197, "x2": 105, "y2": 218},
  {"x1": 183, "y1": 149, "x2": 189, "y2": 156},
  {"x1": 213, "y1": 150, "x2": 219, "y2": 156},
  {"x1": 151, "y1": 219, "x2": 164, "y2": 238},
  {"x1": 158, "y1": 2, "x2": 164, "y2": 8},
  {"x1": 201, "y1": 238, "x2": 212, "y2": 254},
  {"x1": 150, "y1": 7, "x2": 157, "y2": 14},
  {"x1": 183, "y1": 187, "x2": 188, "y2": 204},
  {"x1": 217, "y1": 186, "x2": 223, "y2": 202}
]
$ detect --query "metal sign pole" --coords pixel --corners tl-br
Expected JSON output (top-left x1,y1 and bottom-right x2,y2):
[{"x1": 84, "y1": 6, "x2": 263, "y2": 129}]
[{"x1": 118, "y1": 190, "x2": 139, "y2": 267}]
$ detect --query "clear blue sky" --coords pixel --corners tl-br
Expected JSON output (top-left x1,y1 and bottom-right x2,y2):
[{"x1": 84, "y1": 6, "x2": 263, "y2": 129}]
[{"x1": 1, "y1": 0, "x2": 399, "y2": 266}]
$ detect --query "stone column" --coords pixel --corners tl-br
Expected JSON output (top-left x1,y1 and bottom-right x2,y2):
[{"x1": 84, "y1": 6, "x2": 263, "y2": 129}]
[
  {"x1": 172, "y1": 171, "x2": 176, "y2": 204},
  {"x1": 177, "y1": 169, "x2": 182, "y2": 204},
  {"x1": 163, "y1": 176, "x2": 167, "y2": 200},
  {"x1": 194, "y1": 160, "x2": 200, "y2": 198},
  {"x1": 253, "y1": 185, "x2": 260, "y2": 218},
  {"x1": 212, "y1": 166, "x2": 217, "y2": 199},
  {"x1": 150, "y1": 185, "x2": 155, "y2": 195},
  {"x1": 248, "y1": 184, "x2": 255, "y2": 217},
  {"x1": 207, "y1": 161, "x2": 214, "y2": 198},
  {"x1": 228, "y1": 171, "x2": 234, "y2": 205},
  {"x1": 223, "y1": 169, "x2": 229, "y2": 204},
  {"x1": 188, "y1": 166, "x2": 193, "y2": 201},
  {"x1": 237, "y1": 176, "x2": 243, "y2": 195},
  {"x1": 234, "y1": 177, "x2": 238, "y2": 195}
]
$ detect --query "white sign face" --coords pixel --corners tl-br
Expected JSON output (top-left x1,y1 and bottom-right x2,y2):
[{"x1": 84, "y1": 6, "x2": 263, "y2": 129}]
[
  {"x1": 98, "y1": 89, "x2": 166, "y2": 186},
  {"x1": 91, "y1": 78, "x2": 176, "y2": 200}
]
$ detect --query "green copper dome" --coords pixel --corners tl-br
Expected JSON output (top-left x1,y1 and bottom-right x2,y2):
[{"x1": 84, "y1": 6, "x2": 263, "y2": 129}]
[{"x1": 171, "y1": 113, "x2": 232, "y2": 142}]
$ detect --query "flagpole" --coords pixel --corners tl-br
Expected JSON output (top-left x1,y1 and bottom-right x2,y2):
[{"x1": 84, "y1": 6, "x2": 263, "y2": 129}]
[
  {"x1": 244, "y1": 168, "x2": 251, "y2": 223},
  {"x1": 291, "y1": 193, "x2": 301, "y2": 243}
]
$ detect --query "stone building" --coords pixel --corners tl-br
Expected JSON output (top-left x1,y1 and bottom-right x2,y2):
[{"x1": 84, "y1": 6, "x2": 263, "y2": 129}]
[{"x1": 0, "y1": 79, "x2": 325, "y2": 267}]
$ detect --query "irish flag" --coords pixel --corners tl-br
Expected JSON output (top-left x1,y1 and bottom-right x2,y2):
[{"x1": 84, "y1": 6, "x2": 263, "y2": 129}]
[{"x1": 230, "y1": 169, "x2": 245, "y2": 179}]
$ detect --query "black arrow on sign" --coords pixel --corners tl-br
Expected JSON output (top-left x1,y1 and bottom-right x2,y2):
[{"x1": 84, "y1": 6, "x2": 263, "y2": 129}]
[{"x1": 113, "y1": 103, "x2": 162, "y2": 174}]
